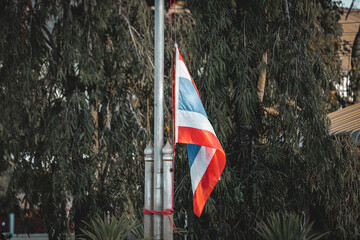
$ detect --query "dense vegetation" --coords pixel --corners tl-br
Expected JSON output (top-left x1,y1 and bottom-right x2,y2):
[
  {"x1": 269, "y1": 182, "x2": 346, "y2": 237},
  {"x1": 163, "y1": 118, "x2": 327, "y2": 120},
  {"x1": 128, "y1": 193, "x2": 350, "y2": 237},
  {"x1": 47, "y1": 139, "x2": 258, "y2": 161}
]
[{"x1": 1, "y1": 0, "x2": 360, "y2": 239}]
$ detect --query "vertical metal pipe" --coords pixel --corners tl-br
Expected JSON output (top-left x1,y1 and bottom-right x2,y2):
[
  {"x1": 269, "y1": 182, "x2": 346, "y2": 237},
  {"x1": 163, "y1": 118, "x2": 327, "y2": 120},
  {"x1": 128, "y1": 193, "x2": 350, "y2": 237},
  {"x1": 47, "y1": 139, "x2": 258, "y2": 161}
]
[
  {"x1": 144, "y1": 142, "x2": 154, "y2": 238},
  {"x1": 154, "y1": 0, "x2": 165, "y2": 239},
  {"x1": 9, "y1": 212, "x2": 14, "y2": 240},
  {"x1": 162, "y1": 141, "x2": 173, "y2": 240}
]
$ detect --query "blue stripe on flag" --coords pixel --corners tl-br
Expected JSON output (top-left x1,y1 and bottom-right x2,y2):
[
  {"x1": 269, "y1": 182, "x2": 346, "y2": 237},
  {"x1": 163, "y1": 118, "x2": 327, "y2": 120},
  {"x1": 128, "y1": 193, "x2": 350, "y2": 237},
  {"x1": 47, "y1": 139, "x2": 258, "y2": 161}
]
[
  {"x1": 179, "y1": 77, "x2": 207, "y2": 117},
  {"x1": 187, "y1": 144, "x2": 202, "y2": 168}
]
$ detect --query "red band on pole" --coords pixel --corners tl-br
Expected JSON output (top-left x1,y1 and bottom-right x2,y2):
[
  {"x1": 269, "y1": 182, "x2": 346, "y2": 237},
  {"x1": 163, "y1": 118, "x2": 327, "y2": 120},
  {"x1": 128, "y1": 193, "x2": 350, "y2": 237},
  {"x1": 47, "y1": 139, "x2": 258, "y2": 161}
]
[{"x1": 143, "y1": 209, "x2": 177, "y2": 233}]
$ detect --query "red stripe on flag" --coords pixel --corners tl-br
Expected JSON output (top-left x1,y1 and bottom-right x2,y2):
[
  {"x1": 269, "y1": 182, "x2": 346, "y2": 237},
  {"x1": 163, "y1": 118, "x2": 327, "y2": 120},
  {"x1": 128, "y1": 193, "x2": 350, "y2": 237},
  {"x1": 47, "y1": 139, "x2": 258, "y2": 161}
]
[
  {"x1": 193, "y1": 150, "x2": 226, "y2": 217},
  {"x1": 177, "y1": 126, "x2": 224, "y2": 153},
  {"x1": 178, "y1": 50, "x2": 184, "y2": 62}
]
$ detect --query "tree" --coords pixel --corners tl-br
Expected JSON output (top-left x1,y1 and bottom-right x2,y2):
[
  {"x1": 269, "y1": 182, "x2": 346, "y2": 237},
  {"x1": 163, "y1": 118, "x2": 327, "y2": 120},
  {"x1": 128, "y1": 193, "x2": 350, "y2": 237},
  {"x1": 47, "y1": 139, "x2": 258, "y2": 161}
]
[
  {"x1": 1, "y1": 0, "x2": 360, "y2": 240},
  {"x1": 171, "y1": 0, "x2": 360, "y2": 239},
  {"x1": 0, "y1": 0, "x2": 154, "y2": 238}
]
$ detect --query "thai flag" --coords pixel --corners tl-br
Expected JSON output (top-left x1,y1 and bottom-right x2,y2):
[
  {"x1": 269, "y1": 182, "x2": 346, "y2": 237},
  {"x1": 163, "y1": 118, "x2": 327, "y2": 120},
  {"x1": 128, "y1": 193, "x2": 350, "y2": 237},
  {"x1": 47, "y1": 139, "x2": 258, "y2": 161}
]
[{"x1": 174, "y1": 45, "x2": 226, "y2": 217}]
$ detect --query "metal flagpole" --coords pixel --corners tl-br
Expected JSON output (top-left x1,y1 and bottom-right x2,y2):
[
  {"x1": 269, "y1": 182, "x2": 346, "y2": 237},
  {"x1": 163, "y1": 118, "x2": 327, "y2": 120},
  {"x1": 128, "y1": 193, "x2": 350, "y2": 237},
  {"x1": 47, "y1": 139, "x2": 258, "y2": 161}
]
[
  {"x1": 163, "y1": 141, "x2": 174, "y2": 240},
  {"x1": 144, "y1": 142, "x2": 154, "y2": 238},
  {"x1": 153, "y1": 0, "x2": 165, "y2": 239}
]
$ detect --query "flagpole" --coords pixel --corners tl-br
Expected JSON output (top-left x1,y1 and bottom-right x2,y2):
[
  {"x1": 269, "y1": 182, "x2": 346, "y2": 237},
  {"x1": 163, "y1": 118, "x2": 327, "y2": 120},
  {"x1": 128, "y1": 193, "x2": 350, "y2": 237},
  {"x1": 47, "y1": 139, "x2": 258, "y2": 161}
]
[{"x1": 154, "y1": 0, "x2": 165, "y2": 239}]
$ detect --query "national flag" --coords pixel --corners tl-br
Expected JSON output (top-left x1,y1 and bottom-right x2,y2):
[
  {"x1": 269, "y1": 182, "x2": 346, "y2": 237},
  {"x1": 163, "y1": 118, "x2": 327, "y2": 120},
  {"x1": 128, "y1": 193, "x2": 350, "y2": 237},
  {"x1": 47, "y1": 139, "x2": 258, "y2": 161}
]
[{"x1": 174, "y1": 45, "x2": 226, "y2": 217}]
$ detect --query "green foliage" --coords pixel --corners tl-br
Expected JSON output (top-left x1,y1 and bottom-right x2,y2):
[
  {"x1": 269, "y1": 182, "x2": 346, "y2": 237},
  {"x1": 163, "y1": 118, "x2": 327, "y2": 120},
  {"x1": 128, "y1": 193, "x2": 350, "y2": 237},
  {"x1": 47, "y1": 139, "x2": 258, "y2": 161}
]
[
  {"x1": 0, "y1": 0, "x2": 359, "y2": 240},
  {"x1": 171, "y1": 0, "x2": 360, "y2": 239},
  {"x1": 0, "y1": 0, "x2": 154, "y2": 238},
  {"x1": 79, "y1": 214, "x2": 143, "y2": 240},
  {"x1": 310, "y1": 134, "x2": 360, "y2": 239},
  {"x1": 255, "y1": 212, "x2": 328, "y2": 240}
]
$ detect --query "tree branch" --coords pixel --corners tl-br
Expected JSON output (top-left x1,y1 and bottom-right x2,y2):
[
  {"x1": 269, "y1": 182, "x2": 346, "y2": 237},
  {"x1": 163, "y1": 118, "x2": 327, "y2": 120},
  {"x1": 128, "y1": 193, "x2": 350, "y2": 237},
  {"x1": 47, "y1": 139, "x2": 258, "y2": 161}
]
[{"x1": 120, "y1": 14, "x2": 141, "y2": 62}]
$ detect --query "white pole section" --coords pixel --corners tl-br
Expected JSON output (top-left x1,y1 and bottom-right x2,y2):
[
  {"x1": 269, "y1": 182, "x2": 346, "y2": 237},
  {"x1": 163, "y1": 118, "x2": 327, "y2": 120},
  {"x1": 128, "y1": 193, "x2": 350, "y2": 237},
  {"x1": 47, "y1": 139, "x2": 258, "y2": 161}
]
[
  {"x1": 162, "y1": 141, "x2": 174, "y2": 240},
  {"x1": 9, "y1": 213, "x2": 14, "y2": 240},
  {"x1": 144, "y1": 142, "x2": 154, "y2": 238},
  {"x1": 154, "y1": 0, "x2": 165, "y2": 239}
]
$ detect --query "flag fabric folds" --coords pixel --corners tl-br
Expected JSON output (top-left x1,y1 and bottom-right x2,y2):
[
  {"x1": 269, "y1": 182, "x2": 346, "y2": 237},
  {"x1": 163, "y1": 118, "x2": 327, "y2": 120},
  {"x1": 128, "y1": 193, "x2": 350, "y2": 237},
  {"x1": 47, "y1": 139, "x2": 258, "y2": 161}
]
[{"x1": 174, "y1": 45, "x2": 226, "y2": 217}]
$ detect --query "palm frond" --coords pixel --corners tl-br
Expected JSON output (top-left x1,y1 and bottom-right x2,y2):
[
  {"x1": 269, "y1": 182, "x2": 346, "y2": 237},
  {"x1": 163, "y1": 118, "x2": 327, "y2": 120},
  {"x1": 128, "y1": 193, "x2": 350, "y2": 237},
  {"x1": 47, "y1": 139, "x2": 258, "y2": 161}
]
[
  {"x1": 79, "y1": 213, "x2": 143, "y2": 240},
  {"x1": 255, "y1": 212, "x2": 329, "y2": 240}
]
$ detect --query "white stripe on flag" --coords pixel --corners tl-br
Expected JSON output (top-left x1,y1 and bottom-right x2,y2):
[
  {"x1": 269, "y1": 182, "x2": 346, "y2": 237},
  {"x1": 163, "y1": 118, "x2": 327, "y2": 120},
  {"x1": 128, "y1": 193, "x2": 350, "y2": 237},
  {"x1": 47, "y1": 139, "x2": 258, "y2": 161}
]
[
  {"x1": 177, "y1": 59, "x2": 192, "y2": 82},
  {"x1": 190, "y1": 146, "x2": 216, "y2": 194},
  {"x1": 177, "y1": 110, "x2": 216, "y2": 136}
]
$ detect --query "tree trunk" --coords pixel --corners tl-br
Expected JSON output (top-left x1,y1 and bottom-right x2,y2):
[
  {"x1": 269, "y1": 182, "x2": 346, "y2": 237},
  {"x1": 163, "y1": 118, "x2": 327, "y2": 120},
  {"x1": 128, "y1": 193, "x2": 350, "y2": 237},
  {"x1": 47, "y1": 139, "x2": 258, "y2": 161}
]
[
  {"x1": 257, "y1": 52, "x2": 268, "y2": 102},
  {"x1": 90, "y1": 103, "x2": 99, "y2": 154}
]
